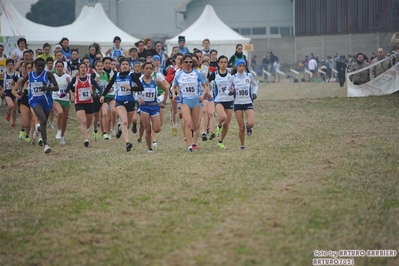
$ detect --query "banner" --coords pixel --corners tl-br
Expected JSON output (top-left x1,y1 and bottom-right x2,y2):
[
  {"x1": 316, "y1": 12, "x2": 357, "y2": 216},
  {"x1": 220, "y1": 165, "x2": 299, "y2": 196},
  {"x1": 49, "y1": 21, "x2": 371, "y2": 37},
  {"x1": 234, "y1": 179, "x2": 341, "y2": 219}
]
[{"x1": 347, "y1": 56, "x2": 399, "y2": 97}]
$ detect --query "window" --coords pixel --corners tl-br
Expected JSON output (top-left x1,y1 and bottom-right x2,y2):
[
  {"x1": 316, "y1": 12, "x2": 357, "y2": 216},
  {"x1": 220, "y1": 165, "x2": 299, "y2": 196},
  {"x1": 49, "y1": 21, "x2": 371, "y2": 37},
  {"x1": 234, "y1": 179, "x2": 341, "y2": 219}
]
[
  {"x1": 240, "y1": 28, "x2": 251, "y2": 35},
  {"x1": 270, "y1": 27, "x2": 279, "y2": 34},
  {"x1": 280, "y1": 27, "x2": 291, "y2": 36},
  {"x1": 232, "y1": 28, "x2": 240, "y2": 33},
  {"x1": 252, "y1": 27, "x2": 266, "y2": 35}
]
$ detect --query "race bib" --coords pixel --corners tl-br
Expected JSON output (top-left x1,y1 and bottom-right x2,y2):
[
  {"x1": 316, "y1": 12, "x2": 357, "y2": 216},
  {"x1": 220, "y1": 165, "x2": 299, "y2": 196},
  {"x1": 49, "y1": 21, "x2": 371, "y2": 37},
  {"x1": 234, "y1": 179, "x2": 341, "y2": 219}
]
[
  {"x1": 31, "y1": 81, "x2": 45, "y2": 96},
  {"x1": 78, "y1": 87, "x2": 91, "y2": 101}
]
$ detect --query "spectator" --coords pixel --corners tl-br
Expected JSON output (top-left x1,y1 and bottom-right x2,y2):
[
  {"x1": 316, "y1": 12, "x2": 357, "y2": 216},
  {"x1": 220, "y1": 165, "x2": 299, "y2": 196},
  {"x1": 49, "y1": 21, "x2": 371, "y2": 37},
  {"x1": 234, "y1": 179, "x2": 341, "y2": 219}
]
[
  {"x1": 308, "y1": 57, "x2": 318, "y2": 81},
  {"x1": 370, "y1": 48, "x2": 392, "y2": 80},
  {"x1": 251, "y1": 55, "x2": 257, "y2": 69},
  {"x1": 336, "y1": 57, "x2": 347, "y2": 87},
  {"x1": 326, "y1": 56, "x2": 333, "y2": 82},
  {"x1": 178, "y1": 36, "x2": 189, "y2": 55},
  {"x1": 349, "y1": 52, "x2": 370, "y2": 85}
]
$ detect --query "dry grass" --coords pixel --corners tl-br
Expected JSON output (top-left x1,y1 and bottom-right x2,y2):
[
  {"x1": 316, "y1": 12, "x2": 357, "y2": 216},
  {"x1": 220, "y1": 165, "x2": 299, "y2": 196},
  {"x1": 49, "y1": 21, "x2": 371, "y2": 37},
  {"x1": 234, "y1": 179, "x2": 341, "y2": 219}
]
[{"x1": 0, "y1": 80, "x2": 398, "y2": 266}]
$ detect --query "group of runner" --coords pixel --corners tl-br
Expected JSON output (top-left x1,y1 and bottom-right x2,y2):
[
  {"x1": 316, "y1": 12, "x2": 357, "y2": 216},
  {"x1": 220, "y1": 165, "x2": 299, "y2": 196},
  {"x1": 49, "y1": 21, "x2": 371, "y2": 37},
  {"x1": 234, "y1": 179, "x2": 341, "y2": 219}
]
[{"x1": 0, "y1": 37, "x2": 258, "y2": 153}]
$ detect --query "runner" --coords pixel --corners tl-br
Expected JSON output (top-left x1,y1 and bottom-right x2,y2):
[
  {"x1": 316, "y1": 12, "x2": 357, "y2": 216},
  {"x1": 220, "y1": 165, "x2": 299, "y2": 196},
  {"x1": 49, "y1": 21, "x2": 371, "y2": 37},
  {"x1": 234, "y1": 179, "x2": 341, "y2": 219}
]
[
  {"x1": 226, "y1": 59, "x2": 258, "y2": 150},
  {"x1": 14, "y1": 58, "x2": 60, "y2": 153},
  {"x1": 53, "y1": 61, "x2": 72, "y2": 145},
  {"x1": 64, "y1": 62, "x2": 103, "y2": 147},
  {"x1": 11, "y1": 61, "x2": 32, "y2": 143},
  {"x1": 100, "y1": 58, "x2": 144, "y2": 152},
  {"x1": 138, "y1": 61, "x2": 169, "y2": 152},
  {"x1": 3, "y1": 59, "x2": 19, "y2": 127},
  {"x1": 172, "y1": 53, "x2": 209, "y2": 152},
  {"x1": 208, "y1": 55, "x2": 233, "y2": 148}
]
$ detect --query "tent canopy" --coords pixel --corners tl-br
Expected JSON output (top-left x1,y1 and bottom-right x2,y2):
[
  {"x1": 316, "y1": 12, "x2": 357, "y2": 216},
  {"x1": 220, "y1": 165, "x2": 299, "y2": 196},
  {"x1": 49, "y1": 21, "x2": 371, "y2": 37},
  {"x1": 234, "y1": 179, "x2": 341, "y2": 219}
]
[
  {"x1": 165, "y1": 4, "x2": 251, "y2": 58},
  {"x1": 0, "y1": 2, "x2": 139, "y2": 48}
]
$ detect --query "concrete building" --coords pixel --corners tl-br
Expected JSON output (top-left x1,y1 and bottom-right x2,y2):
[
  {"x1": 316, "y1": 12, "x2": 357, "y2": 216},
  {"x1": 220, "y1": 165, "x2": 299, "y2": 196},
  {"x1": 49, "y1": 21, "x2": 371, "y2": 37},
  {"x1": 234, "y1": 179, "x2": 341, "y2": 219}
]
[{"x1": 75, "y1": 0, "x2": 293, "y2": 40}]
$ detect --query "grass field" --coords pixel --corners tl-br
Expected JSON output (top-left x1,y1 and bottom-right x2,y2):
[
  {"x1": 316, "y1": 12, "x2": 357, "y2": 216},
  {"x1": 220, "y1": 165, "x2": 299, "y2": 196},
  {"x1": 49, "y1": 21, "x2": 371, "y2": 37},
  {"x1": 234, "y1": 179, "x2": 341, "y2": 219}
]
[{"x1": 0, "y1": 81, "x2": 398, "y2": 266}]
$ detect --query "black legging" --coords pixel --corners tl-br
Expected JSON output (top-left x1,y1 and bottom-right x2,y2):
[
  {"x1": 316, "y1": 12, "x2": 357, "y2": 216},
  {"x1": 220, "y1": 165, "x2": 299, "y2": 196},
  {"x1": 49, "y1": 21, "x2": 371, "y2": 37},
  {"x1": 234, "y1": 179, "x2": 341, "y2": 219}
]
[
  {"x1": 338, "y1": 75, "x2": 345, "y2": 87},
  {"x1": 32, "y1": 105, "x2": 50, "y2": 145}
]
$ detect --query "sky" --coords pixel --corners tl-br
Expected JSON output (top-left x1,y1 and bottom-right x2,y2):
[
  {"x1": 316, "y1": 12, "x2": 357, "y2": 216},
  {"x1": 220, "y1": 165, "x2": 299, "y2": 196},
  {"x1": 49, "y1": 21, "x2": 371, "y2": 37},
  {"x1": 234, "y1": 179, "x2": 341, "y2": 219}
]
[{"x1": 2, "y1": 0, "x2": 38, "y2": 16}]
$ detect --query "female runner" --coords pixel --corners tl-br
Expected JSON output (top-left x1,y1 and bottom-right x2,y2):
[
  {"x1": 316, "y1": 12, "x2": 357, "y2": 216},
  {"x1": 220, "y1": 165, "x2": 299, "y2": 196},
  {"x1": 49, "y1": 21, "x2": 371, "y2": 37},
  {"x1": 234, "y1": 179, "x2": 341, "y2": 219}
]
[
  {"x1": 138, "y1": 61, "x2": 169, "y2": 152},
  {"x1": 100, "y1": 58, "x2": 144, "y2": 152},
  {"x1": 226, "y1": 59, "x2": 258, "y2": 150},
  {"x1": 14, "y1": 58, "x2": 59, "y2": 153},
  {"x1": 53, "y1": 61, "x2": 72, "y2": 145},
  {"x1": 172, "y1": 54, "x2": 209, "y2": 152}
]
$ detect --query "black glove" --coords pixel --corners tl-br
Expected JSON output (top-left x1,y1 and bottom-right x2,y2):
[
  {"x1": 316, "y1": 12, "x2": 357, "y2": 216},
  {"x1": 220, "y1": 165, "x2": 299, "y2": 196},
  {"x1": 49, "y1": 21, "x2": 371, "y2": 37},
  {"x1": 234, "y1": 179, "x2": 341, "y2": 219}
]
[{"x1": 252, "y1": 93, "x2": 257, "y2": 100}]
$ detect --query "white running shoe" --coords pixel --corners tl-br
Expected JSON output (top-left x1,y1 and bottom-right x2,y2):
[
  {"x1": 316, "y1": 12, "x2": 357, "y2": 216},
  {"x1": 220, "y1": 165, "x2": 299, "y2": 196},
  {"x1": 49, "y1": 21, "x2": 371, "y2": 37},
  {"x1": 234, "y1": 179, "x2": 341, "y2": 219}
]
[
  {"x1": 44, "y1": 145, "x2": 51, "y2": 154},
  {"x1": 111, "y1": 128, "x2": 116, "y2": 137},
  {"x1": 48, "y1": 122, "x2": 55, "y2": 129},
  {"x1": 56, "y1": 129, "x2": 62, "y2": 140},
  {"x1": 60, "y1": 136, "x2": 66, "y2": 145}
]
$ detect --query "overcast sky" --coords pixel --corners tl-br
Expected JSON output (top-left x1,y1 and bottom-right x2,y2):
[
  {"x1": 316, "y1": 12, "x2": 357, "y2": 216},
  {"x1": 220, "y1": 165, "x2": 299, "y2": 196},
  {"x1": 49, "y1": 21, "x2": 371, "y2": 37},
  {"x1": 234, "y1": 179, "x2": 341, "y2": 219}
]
[{"x1": 2, "y1": 0, "x2": 38, "y2": 16}]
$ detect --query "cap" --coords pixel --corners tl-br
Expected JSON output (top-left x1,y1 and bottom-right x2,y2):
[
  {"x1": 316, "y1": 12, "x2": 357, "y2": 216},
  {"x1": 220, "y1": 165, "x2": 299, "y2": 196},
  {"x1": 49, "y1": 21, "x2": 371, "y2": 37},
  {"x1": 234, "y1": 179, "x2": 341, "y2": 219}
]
[
  {"x1": 235, "y1": 59, "x2": 246, "y2": 68},
  {"x1": 178, "y1": 36, "x2": 186, "y2": 43}
]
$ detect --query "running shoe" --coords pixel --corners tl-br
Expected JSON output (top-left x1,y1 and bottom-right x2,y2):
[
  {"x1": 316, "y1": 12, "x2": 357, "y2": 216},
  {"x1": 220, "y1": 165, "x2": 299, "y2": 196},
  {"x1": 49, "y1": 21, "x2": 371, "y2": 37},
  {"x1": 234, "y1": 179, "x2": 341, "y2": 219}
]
[
  {"x1": 240, "y1": 145, "x2": 246, "y2": 150},
  {"x1": 218, "y1": 142, "x2": 225, "y2": 149},
  {"x1": 38, "y1": 139, "x2": 43, "y2": 146},
  {"x1": 126, "y1": 142, "x2": 133, "y2": 152},
  {"x1": 48, "y1": 122, "x2": 55, "y2": 129},
  {"x1": 60, "y1": 136, "x2": 66, "y2": 145},
  {"x1": 11, "y1": 124, "x2": 16, "y2": 128},
  {"x1": 25, "y1": 136, "x2": 31, "y2": 143},
  {"x1": 116, "y1": 124, "x2": 122, "y2": 139},
  {"x1": 56, "y1": 129, "x2": 62, "y2": 140},
  {"x1": 5, "y1": 111, "x2": 10, "y2": 121},
  {"x1": 84, "y1": 140, "x2": 89, "y2": 147},
  {"x1": 201, "y1": 133, "x2": 208, "y2": 141},
  {"x1": 132, "y1": 123, "x2": 137, "y2": 134},
  {"x1": 188, "y1": 146, "x2": 193, "y2": 152},
  {"x1": 93, "y1": 130, "x2": 98, "y2": 141},
  {"x1": 19, "y1": 130, "x2": 24, "y2": 139},
  {"x1": 103, "y1": 133, "x2": 109, "y2": 140},
  {"x1": 216, "y1": 126, "x2": 222, "y2": 137},
  {"x1": 148, "y1": 148, "x2": 153, "y2": 153},
  {"x1": 152, "y1": 140, "x2": 157, "y2": 147},
  {"x1": 44, "y1": 145, "x2": 51, "y2": 154},
  {"x1": 209, "y1": 132, "x2": 216, "y2": 140},
  {"x1": 137, "y1": 138, "x2": 142, "y2": 143},
  {"x1": 111, "y1": 128, "x2": 116, "y2": 137},
  {"x1": 246, "y1": 126, "x2": 252, "y2": 136},
  {"x1": 172, "y1": 126, "x2": 177, "y2": 136},
  {"x1": 192, "y1": 144, "x2": 199, "y2": 151}
]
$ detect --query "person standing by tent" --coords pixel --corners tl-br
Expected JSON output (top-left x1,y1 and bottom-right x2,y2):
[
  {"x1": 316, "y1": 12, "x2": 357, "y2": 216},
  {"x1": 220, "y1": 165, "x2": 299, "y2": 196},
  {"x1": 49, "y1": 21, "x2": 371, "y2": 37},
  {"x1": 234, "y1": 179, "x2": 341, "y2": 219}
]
[
  {"x1": 105, "y1": 36, "x2": 124, "y2": 62},
  {"x1": 178, "y1": 36, "x2": 189, "y2": 55},
  {"x1": 154, "y1": 41, "x2": 166, "y2": 69},
  {"x1": 135, "y1": 40, "x2": 146, "y2": 59},
  {"x1": 59, "y1": 37, "x2": 72, "y2": 62},
  {"x1": 11, "y1": 38, "x2": 27, "y2": 63},
  {"x1": 39, "y1": 43, "x2": 55, "y2": 62},
  {"x1": 202, "y1": 39, "x2": 211, "y2": 56},
  {"x1": 228, "y1": 44, "x2": 248, "y2": 70}
]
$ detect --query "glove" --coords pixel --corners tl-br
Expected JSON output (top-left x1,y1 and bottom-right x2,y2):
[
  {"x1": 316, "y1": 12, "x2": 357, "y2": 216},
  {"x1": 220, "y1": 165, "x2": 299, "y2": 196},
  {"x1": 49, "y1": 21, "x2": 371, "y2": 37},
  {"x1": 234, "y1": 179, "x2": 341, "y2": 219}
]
[
  {"x1": 228, "y1": 90, "x2": 234, "y2": 96},
  {"x1": 252, "y1": 93, "x2": 257, "y2": 100}
]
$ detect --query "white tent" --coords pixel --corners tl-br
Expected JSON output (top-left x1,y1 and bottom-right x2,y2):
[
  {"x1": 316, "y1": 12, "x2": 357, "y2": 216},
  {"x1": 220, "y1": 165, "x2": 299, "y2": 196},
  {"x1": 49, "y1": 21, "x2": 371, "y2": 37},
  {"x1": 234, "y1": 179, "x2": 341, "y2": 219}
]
[
  {"x1": 0, "y1": 2, "x2": 139, "y2": 50},
  {"x1": 165, "y1": 4, "x2": 251, "y2": 59}
]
